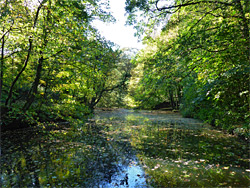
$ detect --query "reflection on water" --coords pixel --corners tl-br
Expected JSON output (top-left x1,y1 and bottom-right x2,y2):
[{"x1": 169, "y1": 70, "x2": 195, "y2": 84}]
[
  {"x1": 1, "y1": 109, "x2": 249, "y2": 187},
  {"x1": 103, "y1": 160, "x2": 148, "y2": 188}
]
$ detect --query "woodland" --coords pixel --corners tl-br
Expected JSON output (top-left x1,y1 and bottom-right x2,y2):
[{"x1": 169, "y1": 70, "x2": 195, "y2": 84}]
[
  {"x1": 0, "y1": 0, "x2": 249, "y2": 136},
  {"x1": 1, "y1": 0, "x2": 250, "y2": 187}
]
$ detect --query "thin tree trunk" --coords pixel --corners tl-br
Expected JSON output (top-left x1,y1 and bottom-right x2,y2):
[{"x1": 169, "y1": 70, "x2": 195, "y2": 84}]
[
  {"x1": 23, "y1": 56, "x2": 43, "y2": 111},
  {"x1": 235, "y1": 0, "x2": 249, "y2": 60},
  {"x1": 169, "y1": 89, "x2": 175, "y2": 110},
  {"x1": 23, "y1": 2, "x2": 49, "y2": 111},
  {"x1": 5, "y1": 38, "x2": 33, "y2": 106},
  {"x1": 1, "y1": 28, "x2": 5, "y2": 108},
  {"x1": 5, "y1": 2, "x2": 44, "y2": 106}
]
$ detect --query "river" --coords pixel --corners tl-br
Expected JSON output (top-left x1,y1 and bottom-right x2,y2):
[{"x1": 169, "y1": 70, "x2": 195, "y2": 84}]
[{"x1": 1, "y1": 109, "x2": 249, "y2": 187}]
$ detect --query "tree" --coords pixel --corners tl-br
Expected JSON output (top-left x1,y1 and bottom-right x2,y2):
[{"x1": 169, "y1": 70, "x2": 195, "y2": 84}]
[
  {"x1": 125, "y1": 0, "x2": 250, "y2": 135},
  {"x1": 1, "y1": 0, "x2": 124, "y2": 130},
  {"x1": 97, "y1": 48, "x2": 135, "y2": 108}
]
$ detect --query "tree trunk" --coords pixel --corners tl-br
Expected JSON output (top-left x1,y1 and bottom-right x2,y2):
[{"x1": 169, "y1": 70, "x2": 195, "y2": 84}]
[
  {"x1": 176, "y1": 85, "x2": 182, "y2": 109},
  {"x1": 23, "y1": 3, "x2": 49, "y2": 112},
  {"x1": 5, "y1": 2, "x2": 43, "y2": 107},
  {"x1": 1, "y1": 28, "x2": 5, "y2": 108},
  {"x1": 5, "y1": 38, "x2": 33, "y2": 107},
  {"x1": 23, "y1": 56, "x2": 43, "y2": 111},
  {"x1": 235, "y1": 0, "x2": 249, "y2": 61},
  {"x1": 169, "y1": 89, "x2": 175, "y2": 109}
]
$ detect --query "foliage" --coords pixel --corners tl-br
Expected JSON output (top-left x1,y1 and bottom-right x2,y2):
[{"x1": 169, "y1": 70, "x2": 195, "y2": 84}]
[
  {"x1": 125, "y1": 0, "x2": 250, "y2": 135},
  {"x1": 0, "y1": 0, "x2": 130, "y2": 130},
  {"x1": 96, "y1": 48, "x2": 135, "y2": 108}
]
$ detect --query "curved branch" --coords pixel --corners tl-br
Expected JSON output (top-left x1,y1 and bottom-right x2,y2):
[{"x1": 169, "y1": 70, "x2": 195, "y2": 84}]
[
  {"x1": 5, "y1": 1, "x2": 45, "y2": 106},
  {"x1": 0, "y1": 24, "x2": 13, "y2": 41},
  {"x1": 156, "y1": 0, "x2": 233, "y2": 12}
]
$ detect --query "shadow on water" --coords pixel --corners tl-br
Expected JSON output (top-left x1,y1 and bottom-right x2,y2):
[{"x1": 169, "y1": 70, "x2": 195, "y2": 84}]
[{"x1": 1, "y1": 109, "x2": 249, "y2": 187}]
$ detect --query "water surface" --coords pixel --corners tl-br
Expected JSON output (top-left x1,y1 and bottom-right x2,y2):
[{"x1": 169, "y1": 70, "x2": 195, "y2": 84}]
[{"x1": 1, "y1": 109, "x2": 249, "y2": 187}]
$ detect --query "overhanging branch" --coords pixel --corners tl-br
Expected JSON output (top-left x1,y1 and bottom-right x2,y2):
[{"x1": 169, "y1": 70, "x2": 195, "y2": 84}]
[{"x1": 156, "y1": 0, "x2": 233, "y2": 12}]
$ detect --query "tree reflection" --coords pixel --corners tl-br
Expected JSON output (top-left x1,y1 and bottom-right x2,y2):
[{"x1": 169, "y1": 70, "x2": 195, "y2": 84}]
[
  {"x1": 1, "y1": 125, "x2": 136, "y2": 187},
  {"x1": 2, "y1": 109, "x2": 249, "y2": 187}
]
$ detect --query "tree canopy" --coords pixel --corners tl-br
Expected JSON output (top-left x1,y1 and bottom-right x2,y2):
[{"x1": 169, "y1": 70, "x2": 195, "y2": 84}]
[
  {"x1": 125, "y1": 0, "x2": 249, "y2": 136},
  {"x1": 0, "y1": 0, "x2": 133, "y2": 130},
  {"x1": 1, "y1": 0, "x2": 249, "y2": 138}
]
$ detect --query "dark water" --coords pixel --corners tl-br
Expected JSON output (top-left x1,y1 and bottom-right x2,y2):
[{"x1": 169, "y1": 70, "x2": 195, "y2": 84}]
[{"x1": 1, "y1": 109, "x2": 249, "y2": 187}]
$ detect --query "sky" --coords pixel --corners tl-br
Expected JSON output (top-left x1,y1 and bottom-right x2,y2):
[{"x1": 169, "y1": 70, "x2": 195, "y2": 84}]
[{"x1": 93, "y1": 0, "x2": 144, "y2": 49}]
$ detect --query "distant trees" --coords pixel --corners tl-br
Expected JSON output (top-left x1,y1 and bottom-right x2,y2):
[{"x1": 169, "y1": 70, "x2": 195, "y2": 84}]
[
  {"x1": 96, "y1": 48, "x2": 135, "y2": 108},
  {"x1": 125, "y1": 0, "x2": 249, "y2": 136}
]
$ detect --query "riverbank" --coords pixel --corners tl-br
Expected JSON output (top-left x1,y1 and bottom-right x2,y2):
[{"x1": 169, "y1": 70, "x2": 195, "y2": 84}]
[{"x1": 1, "y1": 109, "x2": 249, "y2": 187}]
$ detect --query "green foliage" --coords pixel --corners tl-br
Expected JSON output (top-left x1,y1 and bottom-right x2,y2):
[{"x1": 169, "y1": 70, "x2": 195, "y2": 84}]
[
  {"x1": 126, "y1": 0, "x2": 250, "y2": 137},
  {"x1": 0, "y1": 0, "x2": 128, "y2": 130}
]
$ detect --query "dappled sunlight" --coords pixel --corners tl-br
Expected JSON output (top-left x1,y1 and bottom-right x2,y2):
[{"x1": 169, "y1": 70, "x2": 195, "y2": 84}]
[
  {"x1": 1, "y1": 109, "x2": 249, "y2": 187},
  {"x1": 94, "y1": 109, "x2": 250, "y2": 187}
]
